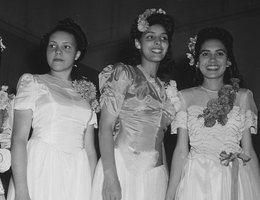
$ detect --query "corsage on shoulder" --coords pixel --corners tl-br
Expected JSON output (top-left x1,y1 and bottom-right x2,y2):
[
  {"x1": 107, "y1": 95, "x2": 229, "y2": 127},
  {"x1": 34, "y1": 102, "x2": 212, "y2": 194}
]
[
  {"x1": 72, "y1": 77, "x2": 100, "y2": 113},
  {"x1": 198, "y1": 78, "x2": 240, "y2": 127},
  {"x1": 164, "y1": 80, "x2": 181, "y2": 112}
]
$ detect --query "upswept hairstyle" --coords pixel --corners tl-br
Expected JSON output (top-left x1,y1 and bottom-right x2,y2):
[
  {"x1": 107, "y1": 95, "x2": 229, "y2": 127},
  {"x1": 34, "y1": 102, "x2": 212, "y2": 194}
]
[
  {"x1": 41, "y1": 18, "x2": 88, "y2": 63},
  {"x1": 193, "y1": 27, "x2": 241, "y2": 85},
  {"x1": 129, "y1": 10, "x2": 175, "y2": 66}
]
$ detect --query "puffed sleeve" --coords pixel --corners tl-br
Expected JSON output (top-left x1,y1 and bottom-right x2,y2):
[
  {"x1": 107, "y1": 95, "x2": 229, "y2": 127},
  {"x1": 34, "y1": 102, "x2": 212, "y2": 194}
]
[
  {"x1": 14, "y1": 73, "x2": 37, "y2": 111},
  {"x1": 239, "y1": 89, "x2": 258, "y2": 134},
  {"x1": 99, "y1": 63, "x2": 134, "y2": 116},
  {"x1": 171, "y1": 91, "x2": 188, "y2": 134}
]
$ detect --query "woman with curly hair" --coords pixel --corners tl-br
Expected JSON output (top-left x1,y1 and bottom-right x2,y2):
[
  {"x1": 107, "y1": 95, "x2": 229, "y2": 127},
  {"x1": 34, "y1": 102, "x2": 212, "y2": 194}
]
[
  {"x1": 7, "y1": 18, "x2": 98, "y2": 200},
  {"x1": 166, "y1": 27, "x2": 260, "y2": 200},
  {"x1": 91, "y1": 8, "x2": 178, "y2": 200}
]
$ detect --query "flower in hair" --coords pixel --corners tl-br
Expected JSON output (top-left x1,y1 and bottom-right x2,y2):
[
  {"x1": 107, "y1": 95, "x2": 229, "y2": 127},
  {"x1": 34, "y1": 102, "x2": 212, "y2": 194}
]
[
  {"x1": 137, "y1": 8, "x2": 166, "y2": 32},
  {"x1": 198, "y1": 78, "x2": 240, "y2": 127},
  {"x1": 0, "y1": 36, "x2": 6, "y2": 52},
  {"x1": 72, "y1": 77, "x2": 100, "y2": 113},
  {"x1": 186, "y1": 35, "x2": 197, "y2": 66}
]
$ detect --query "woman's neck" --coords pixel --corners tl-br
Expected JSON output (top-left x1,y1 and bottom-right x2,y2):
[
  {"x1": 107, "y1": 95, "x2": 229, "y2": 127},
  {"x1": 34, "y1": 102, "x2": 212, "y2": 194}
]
[
  {"x1": 48, "y1": 71, "x2": 72, "y2": 81},
  {"x1": 140, "y1": 62, "x2": 159, "y2": 78},
  {"x1": 201, "y1": 79, "x2": 224, "y2": 91}
]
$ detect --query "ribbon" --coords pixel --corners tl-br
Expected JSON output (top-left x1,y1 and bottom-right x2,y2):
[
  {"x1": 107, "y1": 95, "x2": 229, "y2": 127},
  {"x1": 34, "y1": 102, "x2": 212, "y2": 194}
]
[{"x1": 220, "y1": 151, "x2": 251, "y2": 200}]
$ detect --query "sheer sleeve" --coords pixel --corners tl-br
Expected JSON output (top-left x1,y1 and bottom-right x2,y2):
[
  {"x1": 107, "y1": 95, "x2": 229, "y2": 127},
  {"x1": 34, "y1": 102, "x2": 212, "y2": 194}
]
[
  {"x1": 239, "y1": 89, "x2": 258, "y2": 134},
  {"x1": 171, "y1": 91, "x2": 188, "y2": 134},
  {"x1": 14, "y1": 73, "x2": 37, "y2": 111},
  {"x1": 99, "y1": 63, "x2": 134, "y2": 116}
]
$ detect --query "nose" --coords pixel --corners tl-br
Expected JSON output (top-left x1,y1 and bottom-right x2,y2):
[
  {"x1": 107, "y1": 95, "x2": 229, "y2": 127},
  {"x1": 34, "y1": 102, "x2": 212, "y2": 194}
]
[
  {"x1": 210, "y1": 54, "x2": 217, "y2": 61},
  {"x1": 55, "y1": 46, "x2": 62, "y2": 55},
  {"x1": 154, "y1": 37, "x2": 161, "y2": 46}
]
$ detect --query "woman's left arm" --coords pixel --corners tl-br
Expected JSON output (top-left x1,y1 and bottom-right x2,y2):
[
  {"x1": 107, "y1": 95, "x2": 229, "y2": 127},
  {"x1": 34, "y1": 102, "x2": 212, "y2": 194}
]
[
  {"x1": 241, "y1": 129, "x2": 260, "y2": 179},
  {"x1": 84, "y1": 124, "x2": 97, "y2": 182}
]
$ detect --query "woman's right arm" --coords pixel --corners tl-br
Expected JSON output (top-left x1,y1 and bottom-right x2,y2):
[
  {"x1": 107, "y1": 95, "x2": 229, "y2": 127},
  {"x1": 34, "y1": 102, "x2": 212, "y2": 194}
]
[
  {"x1": 11, "y1": 109, "x2": 32, "y2": 200},
  {"x1": 165, "y1": 128, "x2": 189, "y2": 200},
  {"x1": 99, "y1": 108, "x2": 121, "y2": 200}
]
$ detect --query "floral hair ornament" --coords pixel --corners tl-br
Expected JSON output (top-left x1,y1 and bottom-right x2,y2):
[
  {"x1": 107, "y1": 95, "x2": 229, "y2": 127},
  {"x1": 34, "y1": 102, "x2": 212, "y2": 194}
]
[
  {"x1": 186, "y1": 35, "x2": 197, "y2": 66},
  {"x1": 0, "y1": 36, "x2": 6, "y2": 52},
  {"x1": 137, "y1": 8, "x2": 166, "y2": 32}
]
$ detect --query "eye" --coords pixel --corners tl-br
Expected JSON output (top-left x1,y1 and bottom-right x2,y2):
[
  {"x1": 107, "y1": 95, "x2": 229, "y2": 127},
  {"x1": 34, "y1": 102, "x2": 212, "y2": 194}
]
[
  {"x1": 160, "y1": 36, "x2": 168, "y2": 41},
  {"x1": 216, "y1": 51, "x2": 226, "y2": 56},
  {"x1": 146, "y1": 34, "x2": 154, "y2": 40},
  {"x1": 48, "y1": 43, "x2": 56, "y2": 48},
  {"x1": 64, "y1": 45, "x2": 71, "y2": 49},
  {"x1": 200, "y1": 51, "x2": 209, "y2": 57}
]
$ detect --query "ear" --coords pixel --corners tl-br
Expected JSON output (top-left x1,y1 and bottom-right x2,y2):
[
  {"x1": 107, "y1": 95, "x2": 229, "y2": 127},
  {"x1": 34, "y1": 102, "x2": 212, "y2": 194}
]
[
  {"x1": 227, "y1": 60, "x2": 232, "y2": 67},
  {"x1": 75, "y1": 51, "x2": 81, "y2": 61},
  {"x1": 135, "y1": 39, "x2": 141, "y2": 49}
]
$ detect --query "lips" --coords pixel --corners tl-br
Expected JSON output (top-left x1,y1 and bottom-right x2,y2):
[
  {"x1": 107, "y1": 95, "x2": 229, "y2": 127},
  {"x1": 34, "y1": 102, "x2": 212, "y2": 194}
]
[
  {"x1": 151, "y1": 48, "x2": 163, "y2": 54},
  {"x1": 53, "y1": 58, "x2": 64, "y2": 62},
  {"x1": 206, "y1": 65, "x2": 219, "y2": 70}
]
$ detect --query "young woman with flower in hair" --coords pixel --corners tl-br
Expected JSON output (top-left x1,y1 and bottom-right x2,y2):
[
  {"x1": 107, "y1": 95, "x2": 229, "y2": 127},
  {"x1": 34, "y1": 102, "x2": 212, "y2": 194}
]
[
  {"x1": 91, "y1": 8, "x2": 179, "y2": 200},
  {"x1": 7, "y1": 18, "x2": 99, "y2": 200},
  {"x1": 166, "y1": 27, "x2": 260, "y2": 200}
]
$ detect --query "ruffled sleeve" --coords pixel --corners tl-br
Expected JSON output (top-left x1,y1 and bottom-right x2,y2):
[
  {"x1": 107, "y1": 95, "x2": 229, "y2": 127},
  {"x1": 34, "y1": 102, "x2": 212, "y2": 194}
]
[
  {"x1": 99, "y1": 63, "x2": 134, "y2": 116},
  {"x1": 171, "y1": 91, "x2": 188, "y2": 134},
  {"x1": 239, "y1": 89, "x2": 258, "y2": 134},
  {"x1": 14, "y1": 73, "x2": 37, "y2": 111}
]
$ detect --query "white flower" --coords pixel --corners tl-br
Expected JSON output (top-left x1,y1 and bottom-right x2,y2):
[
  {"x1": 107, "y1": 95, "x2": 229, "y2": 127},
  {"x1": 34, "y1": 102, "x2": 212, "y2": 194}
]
[
  {"x1": 165, "y1": 80, "x2": 181, "y2": 112},
  {"x1": 137, "y1": 8, "x2": 166, "y2": 32},
  {"x1": 186, "y1": 35, "x2": 197, "y2": 66},
  {"x1": 0, "y1": 36, "x2": 6, "y2": 52}
]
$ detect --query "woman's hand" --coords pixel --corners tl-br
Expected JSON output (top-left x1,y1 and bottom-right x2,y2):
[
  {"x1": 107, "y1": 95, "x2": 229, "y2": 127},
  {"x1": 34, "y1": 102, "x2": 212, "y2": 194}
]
[{"x1": 102, "y1": 172, "x2": 122, "y2": 200}]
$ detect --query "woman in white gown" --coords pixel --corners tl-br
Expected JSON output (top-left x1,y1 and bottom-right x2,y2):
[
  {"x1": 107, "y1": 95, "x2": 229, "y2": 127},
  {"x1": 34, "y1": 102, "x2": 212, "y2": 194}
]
[
  {"x1": 166, "y1": 27, "x2": 260, "y2": 200},
  {"x1": 7, "y1": 18, "x2": 98, "y2": 200}
]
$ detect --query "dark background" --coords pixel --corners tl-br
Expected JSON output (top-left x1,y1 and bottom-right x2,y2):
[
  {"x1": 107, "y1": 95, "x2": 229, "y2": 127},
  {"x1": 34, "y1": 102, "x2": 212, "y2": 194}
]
[{"x1": 1, "y1": 0, "x2": 260, "y2": 195}]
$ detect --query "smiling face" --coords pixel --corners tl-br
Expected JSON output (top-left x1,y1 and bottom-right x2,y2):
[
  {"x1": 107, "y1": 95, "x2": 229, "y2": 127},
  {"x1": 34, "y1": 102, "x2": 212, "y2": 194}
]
[
  {"x1": 198, "y1": 39, "x2": 229, "y2": 81},
  {"x1": 46, "y1": 31, "x2": 80, "y2": 75},
  {"x1": 136, "y1": 24, "x2": 169, "y2": 64}
]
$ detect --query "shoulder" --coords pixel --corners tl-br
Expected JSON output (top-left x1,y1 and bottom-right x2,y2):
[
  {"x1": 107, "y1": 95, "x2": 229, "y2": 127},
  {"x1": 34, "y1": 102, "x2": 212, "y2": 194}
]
[
  {"x1": 17, "y1": 73, "x2": 37, "y2": 87},
  {"x1": 179, "y1": 87, "x2": 200, "y2": 98},
  {"x1": 99, "y1": 62, "x2": 135, "y2": 82},
  {"x1": 236, "y1": 88, "x2": 254, "y2": 102}
]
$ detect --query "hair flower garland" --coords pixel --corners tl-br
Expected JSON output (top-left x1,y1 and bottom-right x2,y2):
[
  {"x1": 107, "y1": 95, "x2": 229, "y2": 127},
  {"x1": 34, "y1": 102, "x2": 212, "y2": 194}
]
[
  {"x1": 137, "y1": 8, "x2": 166, "y2": 32},
  {"x1": 164, "y1": 80, "x2": 181, "y2": 112},
  {"x1": 186, "y1": 35, "x2": 197, "y2": 66},
  {"x1": 198, "y1": 78, "x2": 240, "y2": 127},
  {"x1": 72, "y1": 77, "x2": 100, "y2": 113},
  {"x1": 0, "y1": 86, "x2": 14, "y2": 133},
  {"x1": 0, "y1": 36, "x2": 6, "y2": 52}
]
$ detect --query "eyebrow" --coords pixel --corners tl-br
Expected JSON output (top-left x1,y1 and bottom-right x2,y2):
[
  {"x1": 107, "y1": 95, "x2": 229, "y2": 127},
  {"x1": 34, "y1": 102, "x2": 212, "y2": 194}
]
[{"x1": 200, "y1": 48, "x2": 227, "y2": 53}]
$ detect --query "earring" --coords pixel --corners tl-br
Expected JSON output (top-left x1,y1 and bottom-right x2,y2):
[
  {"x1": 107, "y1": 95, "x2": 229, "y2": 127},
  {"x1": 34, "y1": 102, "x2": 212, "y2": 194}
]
[
  {"x1": 195, "y1": 62, "x2": 199, "y2": 68},
  {"x1": 227, "y1": 60, "x2": 232, "y2": 67},
  {"x1": 74, "y1": 64, "x2": 77, "y2": 68},
  {"x1": 135, "y1": 39, "x2": 141, "y2": 49}
]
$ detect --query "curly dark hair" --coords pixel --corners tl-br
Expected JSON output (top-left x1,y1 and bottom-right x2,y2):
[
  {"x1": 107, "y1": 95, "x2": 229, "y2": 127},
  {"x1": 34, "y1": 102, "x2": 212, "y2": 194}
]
[
  {"x1": 193, "y1": 27, "x2": 241, "y2": 85},
  {"x1": 41, "y1": 18, "x2": 88, "y2": 63},
  {"x1": 128, "y1": 10, "x2": 175, "y2": 66}
]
